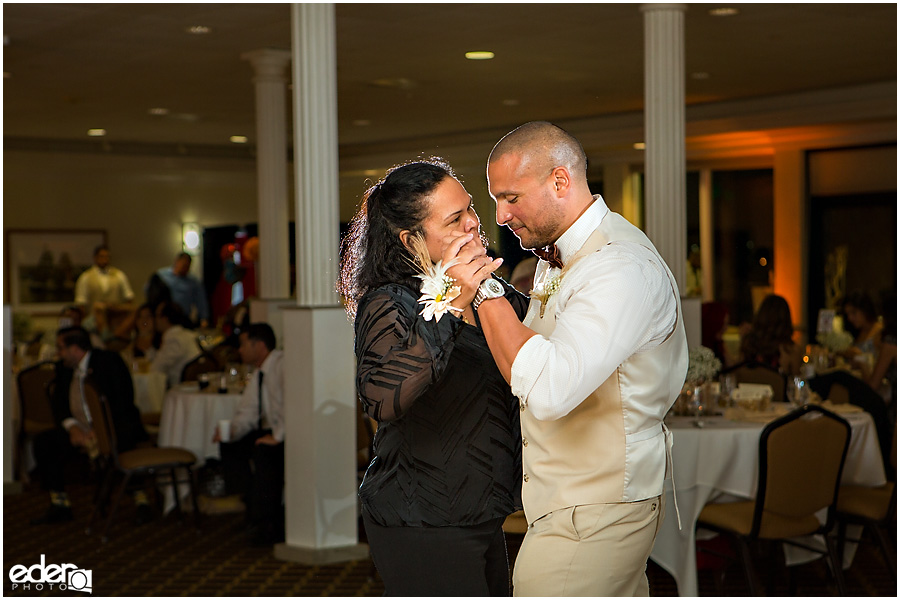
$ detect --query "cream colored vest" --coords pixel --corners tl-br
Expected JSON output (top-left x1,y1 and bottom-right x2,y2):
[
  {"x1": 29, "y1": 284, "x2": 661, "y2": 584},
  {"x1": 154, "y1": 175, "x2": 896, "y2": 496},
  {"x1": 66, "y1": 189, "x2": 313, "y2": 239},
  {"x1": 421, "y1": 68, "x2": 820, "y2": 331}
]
[{"x1": 520, "y1": 212, "x2": 688, "y2": 524}]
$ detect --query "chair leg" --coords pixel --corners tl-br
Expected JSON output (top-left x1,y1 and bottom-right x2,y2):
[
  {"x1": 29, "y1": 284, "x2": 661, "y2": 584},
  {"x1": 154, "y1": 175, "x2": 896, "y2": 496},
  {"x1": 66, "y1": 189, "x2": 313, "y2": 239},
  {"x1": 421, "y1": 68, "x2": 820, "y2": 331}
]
[
  {"x1": 170, "y1": 468, "x2": 183, "y2": 518},
  {"x1": 869, "y1": 522, "x2": 897, "y2": 575},
  {"x1": 101, "y1": 472, "x2": 133, "y2": 543},
  {"x1": 836, "y1": 519, "x2": 849, "y2": 567},
  {"x1": 86, "y1": 468, "x2": 115, "y2": 534},
  {"x1": 734, "y1": 536, "x2": 763, "y2": 596},
  {"x1": 187, "y1": 467, "x2": 202, "y2": 531},
  {"x1": 824, "y1": 531, "x2": 848, "y2": 596}
]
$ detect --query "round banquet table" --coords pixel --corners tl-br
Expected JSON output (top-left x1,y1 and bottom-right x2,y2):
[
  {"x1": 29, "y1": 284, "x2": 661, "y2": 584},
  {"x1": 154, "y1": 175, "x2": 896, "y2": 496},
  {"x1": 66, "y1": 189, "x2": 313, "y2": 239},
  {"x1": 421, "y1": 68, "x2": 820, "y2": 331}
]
[
  {"x1": 650, "y1": 405, "x2": 887, "y2": 596},
  {"x1": 157, "y1": 381, "x2": 244, "y2": 465}
]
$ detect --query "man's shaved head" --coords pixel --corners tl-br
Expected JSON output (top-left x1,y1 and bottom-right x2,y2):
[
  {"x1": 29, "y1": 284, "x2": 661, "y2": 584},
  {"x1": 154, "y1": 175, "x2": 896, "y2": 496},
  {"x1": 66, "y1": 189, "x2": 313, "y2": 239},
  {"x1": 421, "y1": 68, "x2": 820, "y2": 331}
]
[{"x1": 488, "y1": 121, "x2": 587, "y2": 180}]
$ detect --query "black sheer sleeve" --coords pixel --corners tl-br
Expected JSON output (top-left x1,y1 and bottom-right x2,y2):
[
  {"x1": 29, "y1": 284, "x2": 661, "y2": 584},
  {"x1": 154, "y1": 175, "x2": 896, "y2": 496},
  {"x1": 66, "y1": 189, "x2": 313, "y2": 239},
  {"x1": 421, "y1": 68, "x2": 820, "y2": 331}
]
[{"x1": 355, "y1": 284, "x2": 465, "y2": 422}]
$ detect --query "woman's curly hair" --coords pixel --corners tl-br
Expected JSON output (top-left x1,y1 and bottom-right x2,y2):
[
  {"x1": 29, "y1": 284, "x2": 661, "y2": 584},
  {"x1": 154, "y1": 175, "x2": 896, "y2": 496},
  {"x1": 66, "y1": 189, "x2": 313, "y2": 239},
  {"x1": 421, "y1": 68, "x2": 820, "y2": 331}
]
[{"x1": 337, "y1": 157, "x2": 458, "y2": 320}]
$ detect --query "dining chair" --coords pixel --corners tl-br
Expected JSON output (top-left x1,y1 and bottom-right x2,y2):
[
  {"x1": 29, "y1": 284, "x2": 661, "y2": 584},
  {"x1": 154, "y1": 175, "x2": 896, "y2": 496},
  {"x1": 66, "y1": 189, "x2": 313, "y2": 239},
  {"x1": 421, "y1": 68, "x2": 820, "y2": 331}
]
[
  {"x1": 833, "y1": 423, "x2": 896, "y2": 576},
  {"x1": 15, "y1": 360, "x2": 58, "y2": 480},
  {"x1": 695, "y1": 404, "x2": 851, "y2": 595},
  {"x1": 209, "y1": 342, "x2": 241, "y2": 370},
  {"x1": 82, "y1": 381, "x2": 201, "y2": 542},
  {"x1": 180, "y1": 352, "x2": 220, "y2": 382},
  {"x1": 724, "y1": 360, "x2": 787, "y2": 404}
]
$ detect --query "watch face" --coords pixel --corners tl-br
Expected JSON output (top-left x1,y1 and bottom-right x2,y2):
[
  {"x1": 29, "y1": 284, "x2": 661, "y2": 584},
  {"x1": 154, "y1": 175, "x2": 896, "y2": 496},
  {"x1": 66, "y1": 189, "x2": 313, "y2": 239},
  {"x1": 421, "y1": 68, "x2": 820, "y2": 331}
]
[{"x1": 486, "y1": 279, "x2": 504, "y2": 296}]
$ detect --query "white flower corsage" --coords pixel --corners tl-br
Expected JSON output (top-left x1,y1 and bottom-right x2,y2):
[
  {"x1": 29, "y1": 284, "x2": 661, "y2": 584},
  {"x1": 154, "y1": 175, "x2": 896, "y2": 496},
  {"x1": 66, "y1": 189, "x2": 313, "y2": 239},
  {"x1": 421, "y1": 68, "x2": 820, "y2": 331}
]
[
  {"x1": 530, "y1": 271, "x2": 562, "y2": 318},
  {"x1": 406, "y1": 233, "x2": 463, "y2": 323}
]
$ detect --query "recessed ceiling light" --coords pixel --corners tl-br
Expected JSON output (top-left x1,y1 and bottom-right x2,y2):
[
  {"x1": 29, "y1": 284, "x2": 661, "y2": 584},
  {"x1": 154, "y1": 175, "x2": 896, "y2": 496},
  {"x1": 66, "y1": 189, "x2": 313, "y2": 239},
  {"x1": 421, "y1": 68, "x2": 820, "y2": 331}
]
[
  {"x1": 633, "y1": 142, "x2": 645, "y2": 150},
  {"x1": 465, "y1": 51, "x2": 495, "y2": 60},
  {"x1": 502, "y1": 99, "x2": 519, "y2": 106},
  {"x1": 690, "y1": 72, "x2": 710, "y2": 80},
  {"x1": 148, "y1": 107, "x2": 169, "y2": 116},
  {"x1": 186, "y1": 25, "x2": 211, "y2": 34},
  {"x1": 87, "y1": 129, "x2": 107, "y2": 137},
  {"x1": 230, "y1": 135, "x2": 248, "y2": 144},
  {"x1": 709, "y1": 7, "x2": 739, "y2": 17},
  {"x1": 353, "y1": 119, "x2": 371, "y2": 127}
]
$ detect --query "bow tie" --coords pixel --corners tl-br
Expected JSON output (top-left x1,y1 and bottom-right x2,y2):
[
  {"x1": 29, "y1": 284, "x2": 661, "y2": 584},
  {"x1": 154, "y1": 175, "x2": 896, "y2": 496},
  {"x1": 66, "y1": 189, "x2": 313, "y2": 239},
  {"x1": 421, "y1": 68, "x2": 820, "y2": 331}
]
[{"x1": 533, "y1": 244, "x2": 563, "y2": 270}]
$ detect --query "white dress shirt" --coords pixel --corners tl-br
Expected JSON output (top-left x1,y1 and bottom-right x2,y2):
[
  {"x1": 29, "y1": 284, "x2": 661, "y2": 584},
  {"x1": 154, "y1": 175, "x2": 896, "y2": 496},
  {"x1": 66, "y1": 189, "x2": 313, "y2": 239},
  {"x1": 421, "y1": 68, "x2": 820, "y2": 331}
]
[
  {"x1": 74, "y1": 265, "x2": 135, "y2": 305},
  {"x1": 150, "y1": 325, "x2": 201, "y2": 388},
  {"x1": 63, "y1": 351, "x2": 92, "y2": 431},
  {"x1": 231, "y1": 349, "x2": 285, "y2": 443},
  {"x1": 510, "y1": 196, "x2": 678, "y2": 421}
]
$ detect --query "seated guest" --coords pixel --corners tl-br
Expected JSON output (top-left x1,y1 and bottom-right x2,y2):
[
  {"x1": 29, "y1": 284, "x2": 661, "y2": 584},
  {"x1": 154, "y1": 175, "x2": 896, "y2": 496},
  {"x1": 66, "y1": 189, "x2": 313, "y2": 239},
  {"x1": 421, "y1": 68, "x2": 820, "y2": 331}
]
[
  {"x1": 113, "y1": 303, "x2": 159, "y2": 362},
  {"x1": 842, "y1": 290, "x2": 883, "y2": 366},
  {"x1": 739, "y1": 294, "x2": 803, "y2": 376},
  {"x1": 213, "y1": 323, "x2": 285, "y2": 546},
  {"x1": 153, "y1": 252, "x2": 210, "y2": 328},
  {"x1": 31, "y1": 326, "x2": 149, "y2": 525},
  {"x1": 150, "y1": 301, "x2": 202, "y2": 387}
]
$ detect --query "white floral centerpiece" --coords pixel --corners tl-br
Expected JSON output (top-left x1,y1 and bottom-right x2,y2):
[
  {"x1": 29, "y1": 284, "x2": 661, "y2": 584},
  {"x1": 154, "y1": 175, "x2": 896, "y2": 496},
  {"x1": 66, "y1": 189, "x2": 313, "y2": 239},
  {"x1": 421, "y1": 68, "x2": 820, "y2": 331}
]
[
  {"x1": 686, "y1": 346, "x2": 722, "y2": 385},
  {"x1": 816, "y1": 330, "x2": 854, "y2": 354}
]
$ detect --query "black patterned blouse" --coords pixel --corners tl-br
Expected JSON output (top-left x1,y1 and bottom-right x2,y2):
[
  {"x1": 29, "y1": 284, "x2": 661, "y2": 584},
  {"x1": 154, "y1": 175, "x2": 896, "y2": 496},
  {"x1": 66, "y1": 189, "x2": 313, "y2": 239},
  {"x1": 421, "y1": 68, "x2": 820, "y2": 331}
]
[{"x1": 355, "y1": 280, "x2": 527, "y2": 528}]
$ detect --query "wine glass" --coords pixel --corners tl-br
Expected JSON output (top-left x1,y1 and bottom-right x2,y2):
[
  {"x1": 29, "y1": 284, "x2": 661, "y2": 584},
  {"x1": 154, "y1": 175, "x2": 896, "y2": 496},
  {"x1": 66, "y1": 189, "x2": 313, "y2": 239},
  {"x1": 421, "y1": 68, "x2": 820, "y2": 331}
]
[{"x1": 788, "y1": 376, "x2": 810, "y2": 408}]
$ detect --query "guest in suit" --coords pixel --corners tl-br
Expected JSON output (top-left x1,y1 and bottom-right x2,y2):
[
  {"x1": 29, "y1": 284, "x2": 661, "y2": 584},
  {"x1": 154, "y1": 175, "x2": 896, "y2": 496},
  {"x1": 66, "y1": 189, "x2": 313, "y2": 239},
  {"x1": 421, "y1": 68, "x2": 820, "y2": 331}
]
[
  {"x1": 150, "y1": 301, "x2": 202, "y2": 387},
  {"x1": 31, "y1": 326, "x2": 148, "y2": 525},
  {"x1": 212, "y1": 323, "x2": 285, "y2": 546},
  {"x1": 337, "y1": 158, "x2": 526, "y2": 596}
]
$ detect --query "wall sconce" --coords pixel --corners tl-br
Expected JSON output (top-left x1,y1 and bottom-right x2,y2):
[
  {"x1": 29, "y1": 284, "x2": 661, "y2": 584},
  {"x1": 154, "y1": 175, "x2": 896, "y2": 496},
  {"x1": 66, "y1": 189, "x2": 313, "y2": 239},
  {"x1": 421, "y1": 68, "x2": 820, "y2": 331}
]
[{"x1": 182, "y1": 222, "x2": 201, "y2": 256}]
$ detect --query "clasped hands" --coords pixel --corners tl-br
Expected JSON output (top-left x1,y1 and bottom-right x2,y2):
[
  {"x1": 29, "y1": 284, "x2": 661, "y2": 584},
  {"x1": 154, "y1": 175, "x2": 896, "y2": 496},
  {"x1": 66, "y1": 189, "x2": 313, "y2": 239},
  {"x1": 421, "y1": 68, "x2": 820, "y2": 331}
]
[{"x1": 442, "y1": 232, "x2": 504, "y2": 310}]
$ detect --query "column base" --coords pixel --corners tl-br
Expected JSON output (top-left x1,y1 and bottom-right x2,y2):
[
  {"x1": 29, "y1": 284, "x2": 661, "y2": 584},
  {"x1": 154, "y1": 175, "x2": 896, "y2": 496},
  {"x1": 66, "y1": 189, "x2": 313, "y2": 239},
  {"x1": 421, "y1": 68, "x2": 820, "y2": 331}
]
[{"x1": 274, "y1": 542, "x2": 370, "y2": 565}]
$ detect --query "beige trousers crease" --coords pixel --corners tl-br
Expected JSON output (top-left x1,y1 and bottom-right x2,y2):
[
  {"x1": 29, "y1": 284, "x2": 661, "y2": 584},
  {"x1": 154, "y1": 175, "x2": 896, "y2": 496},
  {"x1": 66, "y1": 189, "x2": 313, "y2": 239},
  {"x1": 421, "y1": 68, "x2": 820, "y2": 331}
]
[{"x1": 512, "y1": 495, "x2": 665, "y2": 597}]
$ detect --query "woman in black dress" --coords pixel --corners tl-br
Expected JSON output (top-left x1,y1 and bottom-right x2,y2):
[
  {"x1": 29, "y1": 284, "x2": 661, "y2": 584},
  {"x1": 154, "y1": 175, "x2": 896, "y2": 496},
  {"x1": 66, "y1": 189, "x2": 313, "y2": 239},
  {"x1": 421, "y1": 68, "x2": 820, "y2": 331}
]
[{"x1": 338, "y1": 158, "x2": 526, "y2": 596}]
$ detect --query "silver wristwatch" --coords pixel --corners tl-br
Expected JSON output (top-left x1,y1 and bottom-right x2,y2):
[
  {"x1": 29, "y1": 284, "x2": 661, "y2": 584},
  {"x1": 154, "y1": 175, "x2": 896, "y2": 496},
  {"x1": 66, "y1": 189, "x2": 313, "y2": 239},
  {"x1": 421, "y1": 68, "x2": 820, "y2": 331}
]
[{"x1": 472, "y1": 277, "x2": 505, "y2": 309}]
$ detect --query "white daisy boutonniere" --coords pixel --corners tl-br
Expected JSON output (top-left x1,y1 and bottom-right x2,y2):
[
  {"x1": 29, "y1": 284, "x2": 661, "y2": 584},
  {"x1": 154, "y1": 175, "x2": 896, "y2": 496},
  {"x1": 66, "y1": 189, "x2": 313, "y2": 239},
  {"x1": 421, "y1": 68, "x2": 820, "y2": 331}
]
[
  {"x1": 406, "y1": 233, "x2": 463, "y2": 323},
  {"x1": 530, "y1": 271, "x2": 562, "y2": 318}
]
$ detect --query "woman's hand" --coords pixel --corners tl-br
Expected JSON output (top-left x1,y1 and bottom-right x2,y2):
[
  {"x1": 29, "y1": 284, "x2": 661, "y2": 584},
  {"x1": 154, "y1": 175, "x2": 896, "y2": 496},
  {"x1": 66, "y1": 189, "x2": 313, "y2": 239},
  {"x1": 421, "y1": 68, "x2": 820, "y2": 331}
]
[{"x1": 442, "y1": 232, "x2": 502, "y2": 309}]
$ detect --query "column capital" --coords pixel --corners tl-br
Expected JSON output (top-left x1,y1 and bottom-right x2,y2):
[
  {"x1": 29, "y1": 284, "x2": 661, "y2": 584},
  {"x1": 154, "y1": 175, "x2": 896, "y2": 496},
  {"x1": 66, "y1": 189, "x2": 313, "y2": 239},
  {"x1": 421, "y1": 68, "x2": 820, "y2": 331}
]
[
  {"x1": 241, "y1": 48, "x2": 291, "y2": 80},
  {"x1": 640, "y1": 3, "x2": 687, "y2": 13}
]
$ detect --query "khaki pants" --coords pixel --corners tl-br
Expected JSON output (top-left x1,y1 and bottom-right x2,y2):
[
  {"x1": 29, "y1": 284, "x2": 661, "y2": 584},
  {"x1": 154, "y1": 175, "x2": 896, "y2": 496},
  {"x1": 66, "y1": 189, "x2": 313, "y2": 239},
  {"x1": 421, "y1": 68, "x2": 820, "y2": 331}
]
[{"x1": 513, "y1": 496, "x2": 664, "y2": 596}]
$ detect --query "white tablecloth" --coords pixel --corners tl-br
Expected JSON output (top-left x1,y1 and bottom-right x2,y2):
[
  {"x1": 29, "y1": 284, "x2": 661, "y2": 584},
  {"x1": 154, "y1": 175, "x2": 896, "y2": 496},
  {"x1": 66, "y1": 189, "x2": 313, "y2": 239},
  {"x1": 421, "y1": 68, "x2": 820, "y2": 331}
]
[
  {"x1": 157, "y1": 382, "x2": 244, "y2": 464},
  {"x1": 651, "y1": 409, "x2": 886, "y2": 596},
  {"x1": 131, "y1": 371, "x2": 167, "y2": 414}
]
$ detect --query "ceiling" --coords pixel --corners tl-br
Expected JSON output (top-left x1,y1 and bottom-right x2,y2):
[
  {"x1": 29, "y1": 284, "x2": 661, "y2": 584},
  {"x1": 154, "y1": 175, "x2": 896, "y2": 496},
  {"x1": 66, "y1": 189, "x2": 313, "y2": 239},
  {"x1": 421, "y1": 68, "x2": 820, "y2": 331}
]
[{"x1": 3, "y1": 3, "x2": 898, "y2": 169}]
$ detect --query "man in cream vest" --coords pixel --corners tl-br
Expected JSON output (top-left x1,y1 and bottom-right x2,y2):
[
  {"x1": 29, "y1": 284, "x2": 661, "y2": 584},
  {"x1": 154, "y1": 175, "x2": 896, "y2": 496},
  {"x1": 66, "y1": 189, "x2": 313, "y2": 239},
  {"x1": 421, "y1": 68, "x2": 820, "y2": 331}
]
[{"x1": 455, "y1": 122, "x2": 688, "y2": 596}]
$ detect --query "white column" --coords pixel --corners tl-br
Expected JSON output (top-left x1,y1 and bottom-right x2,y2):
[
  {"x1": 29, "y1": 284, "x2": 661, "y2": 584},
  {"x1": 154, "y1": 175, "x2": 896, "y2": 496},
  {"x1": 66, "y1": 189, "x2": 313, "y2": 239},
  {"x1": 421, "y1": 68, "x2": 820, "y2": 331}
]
[
  {"x1": 293, "y1": 4, "x2": 340, "y2": 307},
  {"x1": 699, "y1": 168, "x2": 714, "y2": 302},
  {"x1": 641, "y1": 4, "x2": 687, "y2": 292},
  {"x1": 274, "y1": 3, "x2": 367, "y2": 565},
  {"x1": 241, "y1": 49, "x2": 292, "y2": 300}
]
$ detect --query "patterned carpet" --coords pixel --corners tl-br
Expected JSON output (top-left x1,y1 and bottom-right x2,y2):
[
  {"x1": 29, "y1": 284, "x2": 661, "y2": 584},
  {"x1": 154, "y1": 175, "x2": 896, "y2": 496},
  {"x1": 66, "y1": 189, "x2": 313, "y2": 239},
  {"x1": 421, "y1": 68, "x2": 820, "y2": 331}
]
[{"x1": 3, "y1": 480, "x2": 896, "y2": 596}]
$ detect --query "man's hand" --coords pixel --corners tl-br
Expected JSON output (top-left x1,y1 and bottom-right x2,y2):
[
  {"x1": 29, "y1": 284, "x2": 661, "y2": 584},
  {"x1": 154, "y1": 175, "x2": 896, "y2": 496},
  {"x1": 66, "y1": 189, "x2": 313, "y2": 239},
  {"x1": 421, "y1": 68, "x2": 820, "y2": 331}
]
[
  {"x1": 255, "y1": 434, "x2": 278, "y2": 446},
  {"x1": 443, "y1": 233, "x2": 503, "y2": 308},
  {"x1": 69, "y1": 426, "x2": 95, "y2": 448}
]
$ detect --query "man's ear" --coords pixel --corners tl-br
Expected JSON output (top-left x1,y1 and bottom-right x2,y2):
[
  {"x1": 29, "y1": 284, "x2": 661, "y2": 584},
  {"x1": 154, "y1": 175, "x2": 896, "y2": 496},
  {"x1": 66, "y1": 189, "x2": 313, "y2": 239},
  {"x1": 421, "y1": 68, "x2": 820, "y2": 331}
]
[{"x1": 551, "y1": 166, "x2": 571, "y2": 197}]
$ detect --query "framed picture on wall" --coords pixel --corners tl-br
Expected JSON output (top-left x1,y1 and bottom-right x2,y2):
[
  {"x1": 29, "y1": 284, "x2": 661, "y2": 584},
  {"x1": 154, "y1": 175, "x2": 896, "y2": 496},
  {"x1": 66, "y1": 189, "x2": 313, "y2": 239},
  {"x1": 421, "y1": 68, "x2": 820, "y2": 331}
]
[{"x1": 5, "y1": 229, "x2": 107, "y2": 313}]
